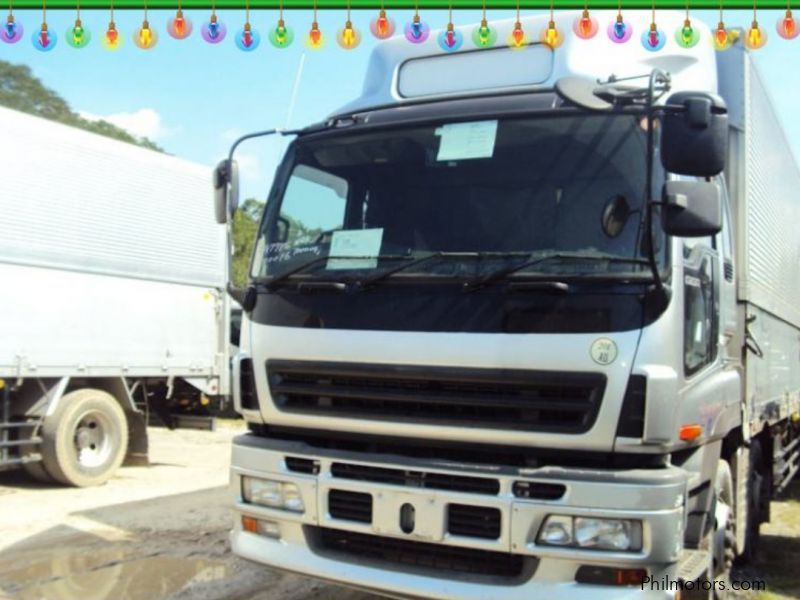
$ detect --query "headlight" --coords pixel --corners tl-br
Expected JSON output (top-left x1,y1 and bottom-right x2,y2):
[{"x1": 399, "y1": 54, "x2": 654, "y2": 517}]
[
  {"x1": 538, "y1": 515, "x2": 573, "y2": 546},
  {"x1": 242, "y1": 477, "x2": 305, "y2": 513},
  {"x1": 537, "y1": 516, "x2": 642, "y2": 552}
]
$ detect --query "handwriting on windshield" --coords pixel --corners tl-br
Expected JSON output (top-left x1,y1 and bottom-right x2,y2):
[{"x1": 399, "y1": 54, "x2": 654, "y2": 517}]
[{"x1": 266, "y1": 238, "x2": 322, "y2": 264}]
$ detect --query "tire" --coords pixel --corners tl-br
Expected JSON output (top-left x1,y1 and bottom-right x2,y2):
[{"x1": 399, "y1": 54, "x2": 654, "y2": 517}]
[
  {"x1": 712, "y1": 460, "x2": 736, "y2": 599},
  {"x1": 40, "y1": 389, "x2": 129, "y2": 487},
  {"x1": 680, "y1": 460, "x2": 736, "y2": 600}
]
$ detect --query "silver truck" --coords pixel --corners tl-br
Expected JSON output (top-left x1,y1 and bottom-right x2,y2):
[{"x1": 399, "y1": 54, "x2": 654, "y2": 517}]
[
  {"x1": 217, "y1": 12, "x2": 800, "y2": 599},
  {"x1": 0, "y1": 105, "x2": 231, "y2": 486}
]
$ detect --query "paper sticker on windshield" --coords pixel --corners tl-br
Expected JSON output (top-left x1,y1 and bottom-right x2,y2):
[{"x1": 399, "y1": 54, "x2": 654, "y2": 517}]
[
  {"x1": 435, "y1": 120, "x2": 498, "y2": 162},
  {"x1": 590, "y1": 338, "x2": 618, "y2": 366},
  {"x1": 327, "y1": 228, "x2": 384, "y2": 270}
]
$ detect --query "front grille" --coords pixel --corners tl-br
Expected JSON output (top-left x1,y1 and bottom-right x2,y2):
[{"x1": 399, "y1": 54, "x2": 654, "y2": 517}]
[
  {"x1": 268, "y1": 361, "x2": 606, "y2": 433},
  {"x1": 328, "y1": 489, "x2": 372, "y2": 523},
  {"x1": 316, "y1": 527, "x2": 527, "y2": 578},
  {"x1": 331, "y1": 462, "x2": 500, "y2": 495},
  {"x1": 447, "y1": 504, "x2": 501, "y2": 539},
  {"x1": 512, "y1": 480, "x2": 567, "y2": 500},
  {"x1": 285, "y1": 456, "x2": 319, "y2": 474}
]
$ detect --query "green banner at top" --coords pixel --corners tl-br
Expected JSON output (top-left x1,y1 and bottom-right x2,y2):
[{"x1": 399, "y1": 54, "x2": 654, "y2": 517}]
[{"x1": 5, "y1": 0, "x2": 793, "y2": 8}]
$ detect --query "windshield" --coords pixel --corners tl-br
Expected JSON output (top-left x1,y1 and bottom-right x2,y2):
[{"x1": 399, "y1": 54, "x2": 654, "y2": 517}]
[{"x1": 252, "y1": 113, "x2": 663, "y2": 282}]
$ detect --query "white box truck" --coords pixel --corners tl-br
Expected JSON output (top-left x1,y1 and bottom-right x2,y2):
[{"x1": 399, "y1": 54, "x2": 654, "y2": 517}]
[
  {"x1": 218, "y1": 12, "x2": 799, "y2": 598},
  {"x1": 0, "y1": 105, "x2": 230, "y2": 487}
]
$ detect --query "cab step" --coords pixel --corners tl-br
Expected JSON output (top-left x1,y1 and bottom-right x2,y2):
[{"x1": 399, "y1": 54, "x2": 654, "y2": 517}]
[{"x1": 677, "y1": 548, "x2": 710, "y2": 582}]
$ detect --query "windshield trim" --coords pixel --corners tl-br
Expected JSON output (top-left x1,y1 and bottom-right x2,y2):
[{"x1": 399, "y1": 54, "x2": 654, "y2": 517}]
[
  {"x1": 303, "y1": 93, "x2": 646, "y2": 144},
  {"x1": 254, "y1": 267, "x2": 660, "y2": 290}
]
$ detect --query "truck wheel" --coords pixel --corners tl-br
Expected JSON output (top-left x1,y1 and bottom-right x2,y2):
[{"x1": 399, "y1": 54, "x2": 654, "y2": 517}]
[
  {"x1": 40, "y1": 389, "x2": 128, "y2": 487},
  {"x1": 712, "y1": 460, "x2": 736, "y2": 598},
  {"x1": 682, "y1": 460, "x2": 736, "y2": 600}
]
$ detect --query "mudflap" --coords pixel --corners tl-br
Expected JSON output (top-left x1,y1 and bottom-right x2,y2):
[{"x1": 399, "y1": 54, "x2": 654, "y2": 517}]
[{"x1": 124, "y1": 410, "x2": 149, "y2": 466}]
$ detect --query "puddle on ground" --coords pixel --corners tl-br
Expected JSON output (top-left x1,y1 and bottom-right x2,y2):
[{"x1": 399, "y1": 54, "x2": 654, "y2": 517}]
[{"x1": 0, "y1": 547, "x2": 230, "y2": 600}]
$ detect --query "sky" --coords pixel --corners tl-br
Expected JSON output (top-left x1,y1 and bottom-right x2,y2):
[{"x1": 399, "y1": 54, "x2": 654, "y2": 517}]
[{"x1": 3, "y1": 8, "x2": 800, "y2": 202}]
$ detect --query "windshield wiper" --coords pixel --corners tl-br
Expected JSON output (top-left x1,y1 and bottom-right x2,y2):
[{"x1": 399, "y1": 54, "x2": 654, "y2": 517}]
[
  {"x1": 262, "y1": 254, "x2": 412, "y2": 291},
  {"x1": 464, "y1": 252, "x2": 651, "y2": 291},
  {"x1": 357, "y1": 251, "x2": 529, "y2": 289}
]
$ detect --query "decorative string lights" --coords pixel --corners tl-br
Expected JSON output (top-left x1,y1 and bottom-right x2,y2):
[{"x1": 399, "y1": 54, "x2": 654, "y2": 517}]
[
  {"x1": 268, "y1": 0, "x2": 293, "y2": 47},
  {"x1": 608, "y1": 0, "x2": 633, "y2": 43},
  {"x1": 777, "y1": 0, "x2": 798, "y2": 38},
  {"x1": 235, "y1": 0, "x2": 260, "y2": 51},
  {"x1": 540, "y1": 0, "x2": 563, "y2": 48},
  {"x1": 404, "y1": 0, "x2": 429, "y2": 44},
  {"x1": 167, "y1": 0, "x2": 193, "y2": 39},
  {"x1": 66, "y1": 0, "x2": 90, "y2": 47},
  {"x1": 507, "y1": 0, "x2": 527, "y2": 49},
  {"x1": 642, "y1": 0, "x2": 666, "y2": 50},
  {"x1": 437, "y1": 0, "x2": 462, "y2": 52},
  {"x1": 133, "y1": 0, "x2": 157, "y2": 49},
  {"x1": 713, "y1": 0, "x2": 734, "y2": 49},
  {"x1": 370, "y1": 0, "x2": 395, "y2": 39},
  {"x1": 676, "y1": 0, "x2": 699, "y2": 47},
  {"x1": 472, "y1": 0, "x2": 496, "y2": 48},
  {"x1": 2, "y1": 0, "x2": 23, "y2": 43},
  {"x1": 336, "y1": 0, "x2": 361, "y2": 49},
  {"x1": 32, "y1": 0, "x2": 55, "y2": 50},
  {"x1": 305, "y1": 0, "x2": 323, "y2": 49},
  {"x1": 745, "y1": 0, "x2": 767, "y2": 48},
  {"x1": 102, "y1": 0, "x2": 121, "y2": 49},
  {"x1": 201, "y1": 0, "x2": 227, "y2": 44},
  {"x1": 3, "y1": 2, "x2": 799, "y2": 55},
  {"x1": 573, "y1": 1, "x2": 599, "y2": 40}
]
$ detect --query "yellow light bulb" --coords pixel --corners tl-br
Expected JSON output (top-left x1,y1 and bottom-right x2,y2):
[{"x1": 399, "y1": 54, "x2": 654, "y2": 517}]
[{"x1": 746, "y1": 20, "x2": 767, "y2": 49}]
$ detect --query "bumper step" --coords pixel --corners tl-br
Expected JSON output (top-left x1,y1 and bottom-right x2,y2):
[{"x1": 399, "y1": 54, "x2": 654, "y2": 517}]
[{"x1": 677, "y1": 548, "x2": 710, "y2": 582}]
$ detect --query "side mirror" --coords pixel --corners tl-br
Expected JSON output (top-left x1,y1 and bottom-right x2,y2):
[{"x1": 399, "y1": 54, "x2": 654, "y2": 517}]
[
  {"x1": 661, "y1": 180, "x2": 722, "y2": 238},
  {"x1": 600, "y1": 195, "x2": 631, "y2": 238},
  {"x1": 661, "y1": 92, "x2": 728, "y2": 177},
  {"x1": 213, "y1": 159, "x2": 240, "y2": 224}
]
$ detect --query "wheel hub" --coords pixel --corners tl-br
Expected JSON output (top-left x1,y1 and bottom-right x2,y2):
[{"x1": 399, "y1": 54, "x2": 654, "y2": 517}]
[{"x1": 73, "y1": 410, "x2": 113, "y2": 468}]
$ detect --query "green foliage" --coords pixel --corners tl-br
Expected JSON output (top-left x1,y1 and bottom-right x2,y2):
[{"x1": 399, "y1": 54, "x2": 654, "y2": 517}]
[
  {"x1": 0, "y1": 60, "x2": 162, "y2": 152},
  {"x1": 232, "y1": 198, "x2": 265, "y2": 287},
  {"x1": 231, "y1": 200, "x2": 327, "y2": 286},
  {"x1": 284, "y1": 216, "x2": 322, "y2": 246}
]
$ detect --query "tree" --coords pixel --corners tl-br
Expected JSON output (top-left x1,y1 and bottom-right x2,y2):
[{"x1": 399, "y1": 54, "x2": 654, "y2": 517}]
[
  {"x1": 0, "y1": 60, "x2": 163, "y2": 152},
  {"x1": 230, "y1": 200, "x2": 324, "y2": 287},
  {"x1": 231, "y1": 198, "x2": 265, "y2": 287}
]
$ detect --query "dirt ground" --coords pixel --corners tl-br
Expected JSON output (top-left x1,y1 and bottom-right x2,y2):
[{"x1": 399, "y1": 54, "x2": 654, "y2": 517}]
[
  {"x1": 0, "y1": 424, "x2": 797, "y2": 600},
  {"x1": 0, "y1": 424, "x2": 377, "y2": 600}
]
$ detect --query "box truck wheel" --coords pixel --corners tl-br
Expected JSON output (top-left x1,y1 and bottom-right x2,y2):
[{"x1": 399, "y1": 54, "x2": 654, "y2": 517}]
[{"x1": 40, "y1": 389, "x2": 128, "y2": 487}]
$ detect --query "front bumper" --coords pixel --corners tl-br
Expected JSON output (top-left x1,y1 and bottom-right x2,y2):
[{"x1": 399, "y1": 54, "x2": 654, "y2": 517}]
[{"x1": 230, "y1": 433, "x2": 688, "y2": 600}]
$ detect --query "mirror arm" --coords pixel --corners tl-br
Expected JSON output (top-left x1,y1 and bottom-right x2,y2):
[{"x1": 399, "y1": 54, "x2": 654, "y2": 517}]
[
  {"x1": 224, "y1": 127, "x2": 300, "y2": 310},
  {"x1": 227, "y1": 128, "x2": 301, "y2": 164}
]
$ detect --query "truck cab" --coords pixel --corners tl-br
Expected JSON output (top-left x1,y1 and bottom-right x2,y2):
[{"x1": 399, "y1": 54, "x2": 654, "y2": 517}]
[{"x1": 219, "y1": 12, "x2": 800, "y2": 599}]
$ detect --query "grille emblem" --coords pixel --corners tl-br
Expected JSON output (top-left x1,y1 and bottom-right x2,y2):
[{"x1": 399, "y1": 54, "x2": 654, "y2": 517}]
[{"x1": 400, "y1": 502, "x2": 416, "y2": 534}]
